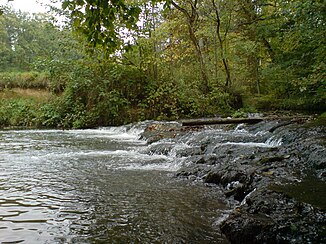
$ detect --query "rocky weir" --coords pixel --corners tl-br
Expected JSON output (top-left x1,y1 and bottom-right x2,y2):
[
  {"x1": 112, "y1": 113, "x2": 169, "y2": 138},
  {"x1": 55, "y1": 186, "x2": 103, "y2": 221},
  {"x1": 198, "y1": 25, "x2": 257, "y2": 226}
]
[{"x1": 140, "y1": 116, "x2": 326, "y2": 243}]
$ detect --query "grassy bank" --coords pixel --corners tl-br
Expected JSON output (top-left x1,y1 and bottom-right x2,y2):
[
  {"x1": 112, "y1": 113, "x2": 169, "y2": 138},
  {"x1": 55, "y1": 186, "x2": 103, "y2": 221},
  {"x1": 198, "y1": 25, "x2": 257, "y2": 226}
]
[
  {"x1": 0, "y1": 88, "x2": 53, "y2": 128},
  {"x1": 0, "y1": 72, "x2": 49, "y2": 90},
  {"x1": 242, "y1": 95, "x2": 326, "y2": 112},
  {"x1": 0, "y1": 71, "x2": 324, "y2": 129}
]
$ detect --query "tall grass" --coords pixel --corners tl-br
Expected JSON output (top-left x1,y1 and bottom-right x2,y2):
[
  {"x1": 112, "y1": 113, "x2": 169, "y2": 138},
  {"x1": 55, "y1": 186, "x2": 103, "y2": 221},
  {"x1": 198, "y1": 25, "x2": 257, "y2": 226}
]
[{"x1": 0, "y1": 71, "x2": 49, "y2": 90}]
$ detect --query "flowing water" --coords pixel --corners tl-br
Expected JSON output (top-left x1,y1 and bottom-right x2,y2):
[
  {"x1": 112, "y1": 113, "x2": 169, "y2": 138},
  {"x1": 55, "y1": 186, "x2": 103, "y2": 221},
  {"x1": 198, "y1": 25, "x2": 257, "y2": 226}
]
[{"x1": 0, "y1": 123, "x2": 229, "y2": 243}]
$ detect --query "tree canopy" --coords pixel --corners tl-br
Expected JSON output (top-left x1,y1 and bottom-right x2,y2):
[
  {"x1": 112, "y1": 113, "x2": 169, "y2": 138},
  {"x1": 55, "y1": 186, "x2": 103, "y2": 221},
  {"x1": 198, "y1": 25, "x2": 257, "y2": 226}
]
[
  {"x1": 0, "y1": 0, "x2": 325, "y2": 129},
  {"x1": 62, "y1": 0, "x2": 142, "y2": 52}
]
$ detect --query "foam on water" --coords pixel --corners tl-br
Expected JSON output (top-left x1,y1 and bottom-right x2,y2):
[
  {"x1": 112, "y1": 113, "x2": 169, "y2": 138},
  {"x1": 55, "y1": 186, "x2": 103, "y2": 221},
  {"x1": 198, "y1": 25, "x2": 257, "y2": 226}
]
[
  {"x1": 265, "y1": 136, "x2": 283, "y2": 147},
  {"x1": 224, "y1": 138, "x2": 282, "y2": 148},
  {"x1": 67, "y1": 126, "x2": 145, "y2": 144},
  {"x1": 1, "y1": 120, "x2": 292, "y2": 243},
  {"x1": 0, "y1": 120, "x2": 285, "y2": 173},
  {"x1": 117, "y1": 158, "x2": 186, "y2": 172},
  {"x1": 233, "y1": 123, "x2": 249, "y2": 134}
]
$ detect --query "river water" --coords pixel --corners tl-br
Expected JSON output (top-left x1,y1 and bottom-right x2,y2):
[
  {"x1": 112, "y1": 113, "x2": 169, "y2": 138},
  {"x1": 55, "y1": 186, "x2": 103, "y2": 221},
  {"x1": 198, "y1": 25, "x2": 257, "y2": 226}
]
[{"x1": 0, "y1": 123, "x2": 228, "y2": 243}]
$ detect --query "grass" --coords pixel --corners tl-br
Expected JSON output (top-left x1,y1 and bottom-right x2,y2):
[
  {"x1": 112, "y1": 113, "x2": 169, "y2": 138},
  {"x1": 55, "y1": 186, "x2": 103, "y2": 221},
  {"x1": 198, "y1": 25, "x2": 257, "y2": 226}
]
[
  {"x1": 242, "y1": 94, "x2": 326, "y2": 112},
  {"x1": 307, "y1": 112, "x2": 326, "y2": 127},
  {"x1": 0, "y1": 71, "x2": 49, "y2": 90},
  {"x1": 0, "y1": 88, "x2": 52, "y2": 102}
]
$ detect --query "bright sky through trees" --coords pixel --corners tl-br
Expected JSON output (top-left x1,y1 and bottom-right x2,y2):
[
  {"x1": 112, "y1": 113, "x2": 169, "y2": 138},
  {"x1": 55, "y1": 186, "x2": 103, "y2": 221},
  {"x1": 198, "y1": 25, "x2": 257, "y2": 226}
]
[{"x1": 0, "y1": 0, "x2": 51, "y2": 13}]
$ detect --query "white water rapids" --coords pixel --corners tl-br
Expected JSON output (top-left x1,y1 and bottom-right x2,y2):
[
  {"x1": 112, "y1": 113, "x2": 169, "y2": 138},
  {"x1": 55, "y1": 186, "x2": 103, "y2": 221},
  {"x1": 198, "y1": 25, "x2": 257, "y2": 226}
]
[{"x1": 0, "y1": 122, "x2": 283, "y2": 243}]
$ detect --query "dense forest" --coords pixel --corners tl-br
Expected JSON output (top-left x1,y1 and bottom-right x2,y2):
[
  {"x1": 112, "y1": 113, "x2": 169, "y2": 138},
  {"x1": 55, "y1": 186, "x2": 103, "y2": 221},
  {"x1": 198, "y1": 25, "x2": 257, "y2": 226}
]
[{"x1": 0, "y1": 0, "x2": 325, "y2": 128}]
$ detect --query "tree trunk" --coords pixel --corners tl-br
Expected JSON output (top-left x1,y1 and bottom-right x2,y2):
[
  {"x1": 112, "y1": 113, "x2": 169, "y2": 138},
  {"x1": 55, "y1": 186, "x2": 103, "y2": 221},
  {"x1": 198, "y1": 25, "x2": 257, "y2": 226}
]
[
  {"x1": 188, "y1": 24, "x2": 209, "y2": 93},
  {"x1": 256, "y1": 57, "x2": 261, "y2": 95},
  {"x1": 182, "y1": 117, "x2": 263, "y2": 126},
  {"x1": 212, "y1": 0, "x2": 232, "y2": 88},
  {"x1": 171, "y1": 0, "x2": 209, "y2": 93}
]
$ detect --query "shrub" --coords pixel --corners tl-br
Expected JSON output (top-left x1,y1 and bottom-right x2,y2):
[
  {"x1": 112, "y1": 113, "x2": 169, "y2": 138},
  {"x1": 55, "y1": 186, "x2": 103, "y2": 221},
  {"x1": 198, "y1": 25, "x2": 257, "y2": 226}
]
[{"x1": 0, "y1": 98, "x2": 41, "y2": 128}]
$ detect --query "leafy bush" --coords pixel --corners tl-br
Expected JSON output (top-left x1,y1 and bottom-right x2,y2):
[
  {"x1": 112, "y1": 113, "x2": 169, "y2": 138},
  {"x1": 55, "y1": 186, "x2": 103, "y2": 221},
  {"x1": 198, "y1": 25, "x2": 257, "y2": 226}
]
[
  {"x1": 144, "y1": 81, "x2": 180, "y2": 120},
  {"x1": 0, "y1": 98, "x2": 41, "y2": 128},
  {"x1": 39, "y1": 98, "x2": 63, "y2": 128}
]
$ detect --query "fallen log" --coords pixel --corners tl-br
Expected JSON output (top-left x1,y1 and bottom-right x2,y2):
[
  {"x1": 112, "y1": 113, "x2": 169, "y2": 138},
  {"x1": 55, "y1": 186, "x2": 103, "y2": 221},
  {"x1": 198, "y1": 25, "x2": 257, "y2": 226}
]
[
  {"x1": 268, "y1": 118, "x2": 309, "y2": 133},
  {"x1": 181, "y1": 117, "x2": 264, "y2": 126}
]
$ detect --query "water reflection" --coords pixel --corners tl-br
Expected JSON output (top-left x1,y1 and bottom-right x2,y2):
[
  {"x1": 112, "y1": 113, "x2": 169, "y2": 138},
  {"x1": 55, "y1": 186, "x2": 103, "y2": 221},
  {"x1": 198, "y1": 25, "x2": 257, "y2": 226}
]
[{"x1": 0, "y1": 128, "x2": 228, "y2": 243}]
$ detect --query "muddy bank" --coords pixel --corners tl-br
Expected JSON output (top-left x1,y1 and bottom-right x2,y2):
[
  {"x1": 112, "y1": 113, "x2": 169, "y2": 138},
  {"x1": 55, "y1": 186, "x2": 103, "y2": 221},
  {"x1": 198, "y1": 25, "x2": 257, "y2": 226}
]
[{"x1": 141, "y1": 117, "x2": 326, "y2": 243}]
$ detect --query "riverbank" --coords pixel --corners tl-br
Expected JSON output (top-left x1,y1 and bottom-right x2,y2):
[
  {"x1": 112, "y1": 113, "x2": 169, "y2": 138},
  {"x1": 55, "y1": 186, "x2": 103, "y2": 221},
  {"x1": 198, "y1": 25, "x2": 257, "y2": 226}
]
[{"x1": 141, "y1": 116, "x2": 326, "y2": 243}]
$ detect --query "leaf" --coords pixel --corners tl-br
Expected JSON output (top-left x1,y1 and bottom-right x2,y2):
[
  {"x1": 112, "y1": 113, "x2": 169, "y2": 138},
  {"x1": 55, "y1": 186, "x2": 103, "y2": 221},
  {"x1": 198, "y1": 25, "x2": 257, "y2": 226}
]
[
  {"x1": 62, "y1": 1, "x2": 71, "y2": 10},
  {"x1": 76, "y1": 0, "x2": 85, "y2": 5},
  {"x1": 102, "y1": 0, "x2": 108, "y2": 9}
]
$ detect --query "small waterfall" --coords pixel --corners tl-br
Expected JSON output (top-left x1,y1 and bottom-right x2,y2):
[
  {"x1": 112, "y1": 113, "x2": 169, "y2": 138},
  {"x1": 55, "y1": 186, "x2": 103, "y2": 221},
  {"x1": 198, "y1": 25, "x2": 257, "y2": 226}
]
[
  {"x1": 233, "y1": 123, "x2": 248, "y2": 134},
  {"x1": 240, "y1": 188, "x2": 257, "y2": 206},
  {"x1": 64, "y1": 121, "x2": 284, "y2": 172},
  {"x1": 265, "y1": 136, "x2": 283, "y2": 147}
]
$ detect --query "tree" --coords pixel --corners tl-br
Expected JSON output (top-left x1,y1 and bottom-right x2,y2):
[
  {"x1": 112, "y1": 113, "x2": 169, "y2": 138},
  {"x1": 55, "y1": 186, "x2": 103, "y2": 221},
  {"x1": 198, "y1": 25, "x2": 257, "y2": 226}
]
[
  {"x1": 232, "y1": 0, "x2": 278, "y2": 94},
  {"x1": 210, "y1": 0, "x2": 234, "y2": 87},
  {"x1": 62, "y1": 0, "x2": 141, "y2": 53},
  {"x1": 266, "y1": 0, "x2": 325, "y2": 106},
  {"x1": 0, "y1": 7, "x2": 82, "y2": 71},
  {"x1": 0, "y1": 7, "x2": 15, "y2": 71},
  {"x1": 169, "y1": 0, "x2": 209, "y2": 92}
]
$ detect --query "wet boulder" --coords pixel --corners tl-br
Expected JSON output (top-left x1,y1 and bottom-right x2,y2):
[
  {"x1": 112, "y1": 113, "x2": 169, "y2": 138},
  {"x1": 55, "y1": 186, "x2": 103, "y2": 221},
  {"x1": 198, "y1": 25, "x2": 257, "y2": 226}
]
[
  {"x1": 143, "y1": 142, "x2": 175, "y2": 155},
  {"x1": 175, "y1": 146, "x2": 203, "y2": 157},
  {"x1": 220, "y1": 211, "x2": 275, "y2": 244},
  {"x1": 175, "y1": 164, "x2": 211, "y2": 180},
  {"x1": 221, "y1": 189, "x2": 326, "y2": 243},
  {"x1": 204, "y1": 164, "x2": 257, "y2": 201},
  {"x1": 193, "y1": 155, "x2": 220, "y2": 165}
]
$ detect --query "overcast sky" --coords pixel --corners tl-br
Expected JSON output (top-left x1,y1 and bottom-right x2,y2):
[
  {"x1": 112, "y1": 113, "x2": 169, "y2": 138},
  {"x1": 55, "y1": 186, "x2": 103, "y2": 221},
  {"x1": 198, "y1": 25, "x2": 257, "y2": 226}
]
[{"x1": 0, "y1": 0, "x2": 56, "y2": 13}]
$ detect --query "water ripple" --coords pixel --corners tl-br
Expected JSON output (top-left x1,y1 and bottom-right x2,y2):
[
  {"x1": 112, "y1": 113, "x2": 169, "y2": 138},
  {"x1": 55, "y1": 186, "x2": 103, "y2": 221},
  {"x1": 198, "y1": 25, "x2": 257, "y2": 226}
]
[{"x1": 0, "y1": 127, "x2": 228, "y2": 243}]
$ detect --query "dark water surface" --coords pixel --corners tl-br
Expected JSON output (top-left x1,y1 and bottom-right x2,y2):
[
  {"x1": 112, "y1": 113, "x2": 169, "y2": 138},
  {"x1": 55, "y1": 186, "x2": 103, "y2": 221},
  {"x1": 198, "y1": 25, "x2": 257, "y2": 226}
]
[{"x1": 0, "y1": 125, "x2": 228, "y2": 243}]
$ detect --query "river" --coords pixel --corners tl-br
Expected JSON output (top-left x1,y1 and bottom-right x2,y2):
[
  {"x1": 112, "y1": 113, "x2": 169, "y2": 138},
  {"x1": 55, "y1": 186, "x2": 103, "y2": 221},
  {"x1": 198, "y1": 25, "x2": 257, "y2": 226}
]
[{"x1": 0, "y1": 123, "x2": 229, "y2": 243}]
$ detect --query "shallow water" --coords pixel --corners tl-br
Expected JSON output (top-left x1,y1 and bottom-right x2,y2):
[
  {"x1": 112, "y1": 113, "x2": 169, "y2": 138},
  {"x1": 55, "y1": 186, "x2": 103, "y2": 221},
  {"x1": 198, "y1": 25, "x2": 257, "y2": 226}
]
[
  {"x1": 270, "y1": 175, "x2": 326, "y2": 210},
  {"x1": 0, "y1": 125, "x2": 228, "y2": 243}
]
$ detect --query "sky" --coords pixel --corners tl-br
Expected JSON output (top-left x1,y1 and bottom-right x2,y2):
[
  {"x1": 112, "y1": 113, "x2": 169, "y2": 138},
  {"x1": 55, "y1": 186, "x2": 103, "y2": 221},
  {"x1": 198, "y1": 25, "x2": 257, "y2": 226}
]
[{"x1": 0, "y1": 0, "x2": 56, "y2": 13}]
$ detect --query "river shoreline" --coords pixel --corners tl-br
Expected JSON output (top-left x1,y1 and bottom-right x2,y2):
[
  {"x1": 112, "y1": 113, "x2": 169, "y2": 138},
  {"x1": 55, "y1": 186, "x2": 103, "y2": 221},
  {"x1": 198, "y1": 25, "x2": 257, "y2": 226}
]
[{"x1": 141, "y1": 116, "x2": 326, "y2": 243}]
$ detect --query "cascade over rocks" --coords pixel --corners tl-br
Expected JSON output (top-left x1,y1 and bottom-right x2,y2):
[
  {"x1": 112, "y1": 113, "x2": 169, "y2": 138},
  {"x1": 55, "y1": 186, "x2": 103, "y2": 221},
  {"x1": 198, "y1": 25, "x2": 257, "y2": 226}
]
[{"x1": 142, "y1": 116, "x2": 326, "y2": 243}]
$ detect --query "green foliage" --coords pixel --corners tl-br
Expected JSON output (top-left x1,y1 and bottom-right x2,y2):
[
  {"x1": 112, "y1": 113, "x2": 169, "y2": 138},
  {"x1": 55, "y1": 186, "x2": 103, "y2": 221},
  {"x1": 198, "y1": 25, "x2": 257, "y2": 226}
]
[
  {"x1": 0, "y1": 98, "x2": 41, "y2": 128},
  {"x1": 1, "y1": 0, "x2": 325, "y2": 129},
  {"x1": 307, "y1": 112, "x2": 326, "y2": 128},
  {"x1": 144, "y1": 80, "x2": 180, "y2": 120},
  {"x1": 62, "y1": 0, "x2": 141, "y2": 53},
  {"x1": 141, "y1": 78, "x2": 233, "y2": 120},
  {"x1": 39, "y1": 99, "x2": 62, "y2": 128},
  {"x1": 35, "y1": 56, "x2": 139, "y2": 128}
]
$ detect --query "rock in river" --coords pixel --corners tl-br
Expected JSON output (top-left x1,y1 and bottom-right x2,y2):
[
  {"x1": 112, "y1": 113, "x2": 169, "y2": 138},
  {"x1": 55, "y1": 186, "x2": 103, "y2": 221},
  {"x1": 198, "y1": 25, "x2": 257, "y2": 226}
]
[{"x1": 142, "y1": 116, "x2": 326, "y2": 243}]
